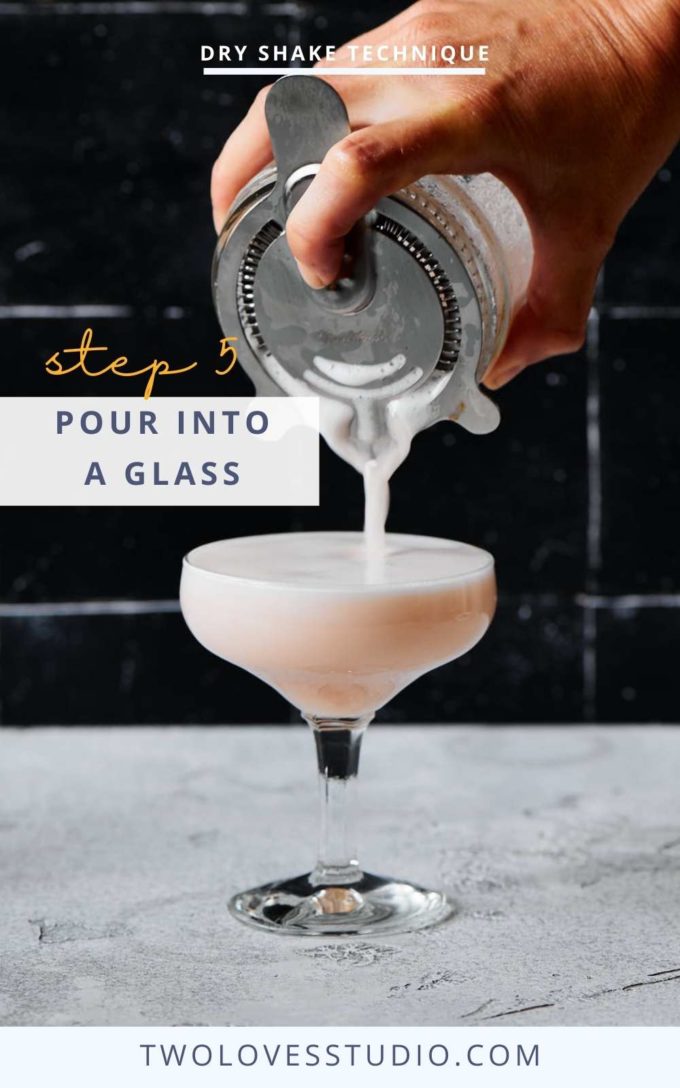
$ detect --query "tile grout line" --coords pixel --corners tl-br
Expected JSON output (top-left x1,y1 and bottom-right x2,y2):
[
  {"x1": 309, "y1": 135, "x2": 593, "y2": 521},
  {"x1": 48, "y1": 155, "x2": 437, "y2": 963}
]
[
  {"x1": 263, "y1": 2, "x2": 307, "y2": 15},
  {"x1": 602, "y1": 305, "x2": 680, "y2": 319},
  {"x1": 582, "y1": 607, "x2": 597, "y2": 722},
  {"x1": 580, "y1": 594, "x2": 680, "y2": 608},
  {"x1": 586, "y1": 300, "x2": 603, "y2": 578},
  {"x1": 0, "y1": 601, "x2": 180, "y2": 618},
  {"x1": 0, "y1": 2, "x2": 248, "y2": 14},
  {"x1": 0, "y1": 305, "x2": 133, "y2": 319},
  {"x1": 283, "y1": 0, "x2": 304, "y2": 50},
  {"x1": 2, "y1": 592, "x2": 679, "y2": 620},
  {"x1": 1, "y1": 303, "x2": 678, "y2": 321},
  {"x1": 584, "y1": 297, "x2": 602, "y2": 720}
]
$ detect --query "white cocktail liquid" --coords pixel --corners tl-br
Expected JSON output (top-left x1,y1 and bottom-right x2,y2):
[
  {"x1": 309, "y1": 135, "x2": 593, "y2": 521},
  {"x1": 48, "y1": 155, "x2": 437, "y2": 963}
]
[
  {"x1": 261, "y1": 348, "x2": 467, "y2": 558},
  {"x1": 181, "y1": 532, "x2": 496, "y2": 719}
]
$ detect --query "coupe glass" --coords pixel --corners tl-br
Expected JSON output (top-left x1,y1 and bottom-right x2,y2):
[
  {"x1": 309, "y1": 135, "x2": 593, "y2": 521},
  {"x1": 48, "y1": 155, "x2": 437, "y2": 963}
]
[{"x1": 180, "y1": 531, "x2": 496, "y2": 936}]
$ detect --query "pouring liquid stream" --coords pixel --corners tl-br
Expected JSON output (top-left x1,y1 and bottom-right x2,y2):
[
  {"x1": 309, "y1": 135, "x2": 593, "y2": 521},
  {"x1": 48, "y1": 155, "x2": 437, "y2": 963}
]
[
  {"x1": 319, "y1": 379, "x2": 421, "y2": 578},
  {"x1": 329, "y1": 364, "x2": 429, "y2": 574},
  {"x1": 362, "y1": 459, "x2": 390, "y2": 571}
]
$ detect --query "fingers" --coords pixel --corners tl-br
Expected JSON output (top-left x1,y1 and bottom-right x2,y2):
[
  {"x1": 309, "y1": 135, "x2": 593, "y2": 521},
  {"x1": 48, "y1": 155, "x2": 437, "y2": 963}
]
[
  {"x1": 286, "y1": 106, "x2": 489, "y2": 287},
  {"x1": 209, "y1": 75, "x2": 407, "y2": 235},
  {"x1": 210, "y1": 86, "x2": 273, "y2": 233},
  {"x1": 482, "y1": 233, "x2": 605, "y2": 389}
]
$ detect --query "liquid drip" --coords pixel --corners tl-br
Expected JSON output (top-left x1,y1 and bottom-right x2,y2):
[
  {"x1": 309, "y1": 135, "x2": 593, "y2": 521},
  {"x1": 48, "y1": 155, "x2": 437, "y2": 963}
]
[{"x1": 265, "y1": 350, "x2": 462, "y2": 561}]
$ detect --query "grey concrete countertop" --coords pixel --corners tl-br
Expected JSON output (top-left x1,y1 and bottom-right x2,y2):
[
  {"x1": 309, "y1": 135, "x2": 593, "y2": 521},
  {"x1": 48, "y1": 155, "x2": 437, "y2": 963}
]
[{"x1": 2, "y1": 725, "x2": 680, "y2": 1026}]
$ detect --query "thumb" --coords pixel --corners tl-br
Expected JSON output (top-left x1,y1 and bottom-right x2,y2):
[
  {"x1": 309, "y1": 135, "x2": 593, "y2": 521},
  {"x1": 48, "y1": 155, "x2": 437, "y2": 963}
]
[{"x1": 286, "y1": 106, "x2": 490, "y2": 288}]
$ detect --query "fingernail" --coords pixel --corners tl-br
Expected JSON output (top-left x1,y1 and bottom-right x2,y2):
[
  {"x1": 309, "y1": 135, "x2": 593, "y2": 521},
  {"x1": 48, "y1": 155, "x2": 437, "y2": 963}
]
[{"x1": 295, "y1": 262, "x2": 330, "y2": 290}]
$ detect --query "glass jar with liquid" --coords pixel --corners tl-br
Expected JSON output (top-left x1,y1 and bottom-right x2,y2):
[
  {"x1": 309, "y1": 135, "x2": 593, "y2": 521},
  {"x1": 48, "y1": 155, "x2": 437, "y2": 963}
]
[{"x1": 213, "y1": 76, "x2": 533, "y2": 448}]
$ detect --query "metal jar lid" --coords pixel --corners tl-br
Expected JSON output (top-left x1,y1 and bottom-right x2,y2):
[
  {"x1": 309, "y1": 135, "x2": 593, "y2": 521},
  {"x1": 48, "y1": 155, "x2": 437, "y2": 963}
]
[{"x1": 213, "y1": 75, "x2": 500, "y2": 438}]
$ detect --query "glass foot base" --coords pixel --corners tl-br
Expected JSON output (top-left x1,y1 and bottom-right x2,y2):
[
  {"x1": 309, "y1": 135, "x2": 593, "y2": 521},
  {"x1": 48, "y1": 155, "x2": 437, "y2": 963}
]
[{"x1": 229, "y1": 870, "x2": 453, "y2": 936}]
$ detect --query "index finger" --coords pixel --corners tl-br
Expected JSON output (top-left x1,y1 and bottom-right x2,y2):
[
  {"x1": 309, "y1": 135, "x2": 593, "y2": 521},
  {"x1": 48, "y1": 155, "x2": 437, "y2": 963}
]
[
  {"x1": 210, "y1": 85, "x2": 273, "y2": 233},
  {"x1": 211, "y1": 52, "x2": 419, "y2": 235}
]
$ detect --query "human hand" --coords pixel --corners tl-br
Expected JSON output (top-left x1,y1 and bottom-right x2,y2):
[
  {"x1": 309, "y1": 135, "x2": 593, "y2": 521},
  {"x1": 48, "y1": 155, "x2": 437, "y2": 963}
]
[{"x1": 211, "y1": 0, "x2": 680, "y2": 388}]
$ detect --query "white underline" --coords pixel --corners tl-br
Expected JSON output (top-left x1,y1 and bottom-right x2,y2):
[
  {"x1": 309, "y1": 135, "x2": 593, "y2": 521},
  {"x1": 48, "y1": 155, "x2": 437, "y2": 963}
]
[{"x1": 203, "y1": 67, "x2": 487, "y2": 77}]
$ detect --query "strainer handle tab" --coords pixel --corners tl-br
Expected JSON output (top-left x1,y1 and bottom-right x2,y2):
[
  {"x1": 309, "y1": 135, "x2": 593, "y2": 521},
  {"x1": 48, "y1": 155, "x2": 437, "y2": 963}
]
[
  {"x1": 264, "y1": 75, "x2": 376, "y2": 314},
  {"x1": 265, "y1": 74, "x2": 351, "y2": 199}
]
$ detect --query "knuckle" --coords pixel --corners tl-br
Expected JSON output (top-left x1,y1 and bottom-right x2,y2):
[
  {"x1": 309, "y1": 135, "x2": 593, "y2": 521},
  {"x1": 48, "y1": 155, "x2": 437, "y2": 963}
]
[
  {"x1": 406, "y1": 1, "x2": 439, "y2": 25},
  {"x1": 402, "y1": 7, "x2": 471, "y2": 65},
  {"x1": 325, "y1": 132, "x2": 383, "y2": 182},
  {"x1": 405, "y1": 12, "x2": 449, "y2": 55}
]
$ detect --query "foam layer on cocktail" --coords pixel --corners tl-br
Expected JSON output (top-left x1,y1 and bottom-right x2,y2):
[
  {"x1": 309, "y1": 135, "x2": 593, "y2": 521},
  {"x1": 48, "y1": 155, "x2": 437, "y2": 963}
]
[{"x1": 181, "y1": 532, "x2": 496, "y2": 719}]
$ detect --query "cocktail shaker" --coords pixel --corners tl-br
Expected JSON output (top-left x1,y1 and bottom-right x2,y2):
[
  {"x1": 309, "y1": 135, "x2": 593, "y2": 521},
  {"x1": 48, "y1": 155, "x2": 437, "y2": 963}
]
[{"x1": 213, "y1": 74, "x2": 533, "y2": 459}]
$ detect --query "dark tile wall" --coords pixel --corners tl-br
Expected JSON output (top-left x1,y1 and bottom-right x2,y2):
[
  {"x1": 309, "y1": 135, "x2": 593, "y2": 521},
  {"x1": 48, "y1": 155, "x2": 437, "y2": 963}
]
[
  {"x1": 0, "y1": 1, "x2": 678, "y2": 724},
  {"x1": 598, "y1": 317, "x2": 680, "y2": 595}
]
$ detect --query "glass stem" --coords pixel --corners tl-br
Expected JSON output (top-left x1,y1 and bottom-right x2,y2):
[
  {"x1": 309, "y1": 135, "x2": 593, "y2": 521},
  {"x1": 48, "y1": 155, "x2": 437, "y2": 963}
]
[{"x1": 304, "y1": 715, "x2": 371, "y2": 886}]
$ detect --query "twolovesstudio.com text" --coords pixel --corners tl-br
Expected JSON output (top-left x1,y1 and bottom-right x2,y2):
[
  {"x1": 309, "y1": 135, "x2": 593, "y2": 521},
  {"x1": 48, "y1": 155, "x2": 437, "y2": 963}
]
[
  {"x1": 200, "y1": 42, "x2": 489, "y2": 65},
  {"x1": 140, "y1": 1040, "x2": 539, "y2": 1069}
]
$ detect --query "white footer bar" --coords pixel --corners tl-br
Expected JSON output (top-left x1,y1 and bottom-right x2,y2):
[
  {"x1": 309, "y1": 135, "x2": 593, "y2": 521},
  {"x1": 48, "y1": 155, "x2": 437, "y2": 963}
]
[{"x1": 0, "y1": 1026, "x2": 677, "y2": 1086}]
